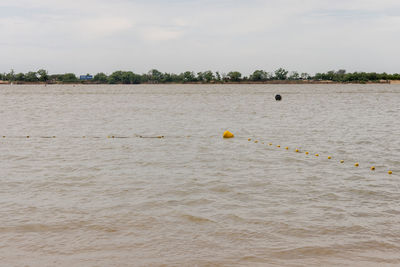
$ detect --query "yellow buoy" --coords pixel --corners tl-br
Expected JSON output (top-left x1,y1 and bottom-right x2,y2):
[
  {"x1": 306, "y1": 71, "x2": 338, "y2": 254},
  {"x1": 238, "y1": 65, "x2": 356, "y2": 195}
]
[
  {"x1": 269, "y1": 143, "x2": 272, "y2": 146},
  {"x1": 285, "y1": 147, "x2": 289, "y2": 150},
  {"x1": 248, "y1": 138, "x2": 251, "y2": 141},
  {"x1": 305, "y1": 151, "x2": 309, "y2": 155},
  {"x1": 254, "y1": 140, "x2": 258, "y2": 143},
  {"x1": 223, "y1": 131, "x2": 234, "y2": 138},
  {"x1": 277, "y1": 145, "x2": 280, "y2": 148},
  {"x1": 328, "y1": 156, "x2": 331, "y2": 159},
  {"x1": 315, "y1": 153, "x2": 319, "y2": 157},
  {"x1": 340, "y1": 160, "x2": 344, "y2": 163},
  {"x1": 370, "y1": 166, "x2": 375, "y2": 171},
  {"x1": 354, "y1": 163, "x2": 359, "y2": 167},
  {"x1": 27, "y1": 136, "x2": 30, "y2": 138},
  {"x1": 388, "y1": 170, "x2": 392, "y2": 175},
  {"x1": 295, "y1": 149, "x2": 299, "y2": 152}
]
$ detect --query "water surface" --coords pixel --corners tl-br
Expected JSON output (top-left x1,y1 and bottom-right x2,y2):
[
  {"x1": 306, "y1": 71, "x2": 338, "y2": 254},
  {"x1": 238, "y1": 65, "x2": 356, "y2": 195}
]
[{"x1": 0, "y1": 84, "x2": 399, "y2": 266}]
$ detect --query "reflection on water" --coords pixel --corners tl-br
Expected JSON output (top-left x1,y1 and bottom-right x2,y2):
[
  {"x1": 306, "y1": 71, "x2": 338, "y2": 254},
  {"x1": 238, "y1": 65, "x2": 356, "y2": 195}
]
[{"x1": 0, "y1": 84, "x2": 399, "y2": 266}]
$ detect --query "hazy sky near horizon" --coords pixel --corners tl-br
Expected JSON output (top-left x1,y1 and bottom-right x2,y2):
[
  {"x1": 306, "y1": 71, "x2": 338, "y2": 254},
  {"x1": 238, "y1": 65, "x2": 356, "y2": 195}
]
[{"x1": 1, "y1": 0, "x2": 400, "y2": 75}]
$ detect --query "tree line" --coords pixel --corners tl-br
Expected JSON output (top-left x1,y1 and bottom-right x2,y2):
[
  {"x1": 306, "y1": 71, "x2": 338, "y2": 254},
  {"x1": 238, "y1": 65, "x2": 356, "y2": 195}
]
[{"x1": 1, "y1": 68, "x2": 399, "y2": 84}]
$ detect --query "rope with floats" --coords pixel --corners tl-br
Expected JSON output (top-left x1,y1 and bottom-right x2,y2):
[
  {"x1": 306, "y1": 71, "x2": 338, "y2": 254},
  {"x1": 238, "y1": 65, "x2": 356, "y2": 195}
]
[{"x1": 222, "y1": 130, "x2": 394, "y2": 175}]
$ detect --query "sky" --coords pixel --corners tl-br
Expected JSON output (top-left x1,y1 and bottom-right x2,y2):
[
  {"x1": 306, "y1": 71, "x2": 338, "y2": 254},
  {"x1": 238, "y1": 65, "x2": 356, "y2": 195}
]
[{"x1": 1, "y1": 0, "x2": 400, "y2": 75}]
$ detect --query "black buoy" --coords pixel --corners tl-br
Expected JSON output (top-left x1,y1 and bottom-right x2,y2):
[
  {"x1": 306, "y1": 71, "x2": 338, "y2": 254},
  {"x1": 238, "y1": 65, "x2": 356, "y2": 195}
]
[{"x1": 275, "y1": 94, "x2": 282, "y2": 101}]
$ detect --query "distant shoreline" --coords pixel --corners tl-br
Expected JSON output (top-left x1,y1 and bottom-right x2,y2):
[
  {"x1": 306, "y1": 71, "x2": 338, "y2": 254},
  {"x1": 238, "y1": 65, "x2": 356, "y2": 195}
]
[
  {"x1": 2, "y1": 69, "x2": 400, "y2": 84},
  {"x1": 1, "y1": 80, "x2": 400, "y2": 85}
]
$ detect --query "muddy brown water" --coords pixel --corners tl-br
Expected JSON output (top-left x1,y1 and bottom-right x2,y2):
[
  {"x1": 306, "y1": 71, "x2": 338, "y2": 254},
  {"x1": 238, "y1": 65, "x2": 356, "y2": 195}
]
[{"x1": 1, "y1": 84, "x2": 399, "y2": 266}]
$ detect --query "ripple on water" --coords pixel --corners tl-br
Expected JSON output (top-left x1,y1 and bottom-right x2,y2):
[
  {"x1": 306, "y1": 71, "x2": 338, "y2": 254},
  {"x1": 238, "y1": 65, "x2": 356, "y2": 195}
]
[{"x1": 1, "y1": 84, "x2": 400, "y2": 266}]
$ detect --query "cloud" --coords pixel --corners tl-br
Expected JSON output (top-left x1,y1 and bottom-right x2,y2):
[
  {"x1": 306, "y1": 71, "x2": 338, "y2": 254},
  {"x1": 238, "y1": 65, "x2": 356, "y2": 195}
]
[
  {"x1": 139, "y1": 27, "x2": 183, "y2": 41},
  {"x1": 78, "y1": 17, "x2": 134, "y2": 39},
  {"x1": 0, "y1": 0, "x2": 400, "y2": 74}
]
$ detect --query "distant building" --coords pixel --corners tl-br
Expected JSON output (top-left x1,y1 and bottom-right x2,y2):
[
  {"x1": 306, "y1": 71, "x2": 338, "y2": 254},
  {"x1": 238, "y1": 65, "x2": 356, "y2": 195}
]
[{"x1": 80, "y1": 75, "x2": 93, "y2": 80}]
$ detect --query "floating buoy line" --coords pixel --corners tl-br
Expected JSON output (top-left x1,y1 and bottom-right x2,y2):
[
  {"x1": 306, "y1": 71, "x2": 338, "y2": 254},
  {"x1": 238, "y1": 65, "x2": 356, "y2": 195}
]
[
  {"x1": 245, "y1": 137, "x2": 394, "y2": 175},
  {"x1": 1, "y1": 132, "x2": 395, "y2": 175},
  {"x1": 1, "y1": 135, "x2": 165, "y2": 139}
]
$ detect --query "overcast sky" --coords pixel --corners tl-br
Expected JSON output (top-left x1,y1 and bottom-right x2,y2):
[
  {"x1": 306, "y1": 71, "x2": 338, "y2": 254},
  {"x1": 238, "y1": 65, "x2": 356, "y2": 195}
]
[{"x1": 1, "y1": 0, "x2": 399, "y2": 75}]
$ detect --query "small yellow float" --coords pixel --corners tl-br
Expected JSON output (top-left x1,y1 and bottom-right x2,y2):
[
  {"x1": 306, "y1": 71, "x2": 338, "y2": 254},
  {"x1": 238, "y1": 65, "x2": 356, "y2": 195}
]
[{"x1": 223, "y1": 131, "x2": 234, "y2": 138}]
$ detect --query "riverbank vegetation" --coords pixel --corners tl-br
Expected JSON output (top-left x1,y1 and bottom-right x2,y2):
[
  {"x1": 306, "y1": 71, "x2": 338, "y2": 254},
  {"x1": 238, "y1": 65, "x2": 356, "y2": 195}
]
[{"x1": 1, "y1": 68, "x2": 400, "y2": 84}]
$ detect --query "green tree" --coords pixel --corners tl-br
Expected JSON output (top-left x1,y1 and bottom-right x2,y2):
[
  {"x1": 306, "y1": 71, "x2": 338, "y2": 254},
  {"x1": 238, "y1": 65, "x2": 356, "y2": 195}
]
[
  {"x1": 61, "y1": 73, "x2": 78, "y2": 83},
  {"x1": 336, "y1": 69, "x2": 346, "y2": 75},
  {"x1": 148, "y1": 69, "x2": 163, "y2": 83},
  {"x1": 25, "y1": 72, "x2": 39, "y2": 82},
  {"x1": 49, "y1": 74, "x2": 63, "y2": 82},
  {"x1": 161, "y1": 73, "x2": 172, "y2": 83},
  {"x1": 130, "y1": 73, "x2": 142, "y2": 84},
  {"x1": 274, "y1": 68, "x2": 288, "y2": 80},
  {"x1": 108, "y1": 71, "x2": 123, "y2": 84},
  {"x1": 15, "y1": 73, "x2": 25, "y2": 81},
  {"x1": 313, "y1": 73, "x2": 323, "y2": 80},
  {"x1": 289, "y1": 71, "x2": 299, "y2": 80},
  {"x1": 300, "y1": 73, "x2": 310, "y2": 80},
  {"x1": 215, "y1": 71, "x2": 221, "y2": 82},
  {"x1": 5, "y1": 69, "x2": 16, "y2": 81},
  {"x1": 172, "y1": 73, "x2": 183, "y2": 83},
  {"x1": 197, "y1": 72, "x2": 204, "y2": 82},
  {"x1": 203, "y1": 70, "x2": 215, "y2": 82},
  {"x1": 378, "y1": 72, "x2": 389, "y2": 80},
  {"x1": 366, "y1": 72, "x2": 378, "y2": 81},
  {"x1": 227, "y1": 71, "x2": 242, "y2": 82},
  {"x1": 392, "y1": 73, "x2": 400, "y2": 80},
  {"x1": 93, "y1": 72, "x2": 108, "y2": 83},
  {"x1": 37, "y1": 69, "x2": 49, "y2": 82},
  {"x1": 182, "y1": 71, "x2": 197, "y2": 82},
  {"x1": 108, "y1": 71, "x2": 141, "y2": 84},
  {"x1": 121, "y1": 71, "x2": 133, "y2": 84},
  {"x1": 250, "y1": 70, "x2": 268, "y2": 81},
  {"x1": 326, "y1": 70, "x2": 335, "y2": 80}
]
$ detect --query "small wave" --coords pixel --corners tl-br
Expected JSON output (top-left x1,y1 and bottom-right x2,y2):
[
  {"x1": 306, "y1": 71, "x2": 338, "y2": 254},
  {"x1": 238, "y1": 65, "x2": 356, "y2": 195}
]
[
  {"x1": 272, "y1": 246, "x2": 338, "y2": 259},
  {"x1": 181, "y1": 214, "x2": 215, "y2": 224},
  {"x1": 209, "y1": 185, "x2": 232, "y2": 193},
  {"x1": 0, "y1": 221, "x2": 117, "y2": 233}
]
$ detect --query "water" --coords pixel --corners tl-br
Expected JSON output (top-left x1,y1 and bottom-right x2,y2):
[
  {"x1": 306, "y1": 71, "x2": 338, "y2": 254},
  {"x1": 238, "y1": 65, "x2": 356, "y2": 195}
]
[{"x1": 0, "y1": 84, "x2": 399, "y2": 266}]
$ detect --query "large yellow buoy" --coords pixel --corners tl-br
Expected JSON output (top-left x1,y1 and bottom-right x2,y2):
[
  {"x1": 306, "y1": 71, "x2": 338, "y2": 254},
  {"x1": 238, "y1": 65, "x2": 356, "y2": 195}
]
[{"x1": 223, "y1": 131, "x2": 234, "y2": 138}]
